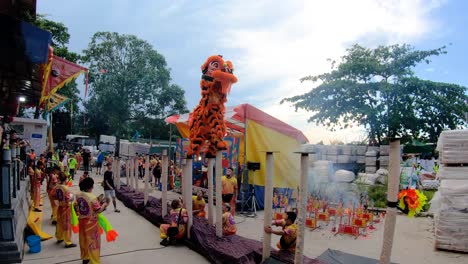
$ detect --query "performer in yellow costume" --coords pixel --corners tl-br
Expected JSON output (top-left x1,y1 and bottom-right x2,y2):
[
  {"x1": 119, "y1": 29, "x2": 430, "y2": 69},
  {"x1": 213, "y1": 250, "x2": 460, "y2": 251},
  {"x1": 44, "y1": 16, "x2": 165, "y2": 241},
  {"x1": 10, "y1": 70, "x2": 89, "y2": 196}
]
[
  {"x1": 74, "y1": 177, "x2": 108, "y2": 264},
  {"x1": 53, "y1": 172, "x2": 76, "y2": 248},
  {"x1": 192, "y1": 190, "x2": 206, "y2": 218}
]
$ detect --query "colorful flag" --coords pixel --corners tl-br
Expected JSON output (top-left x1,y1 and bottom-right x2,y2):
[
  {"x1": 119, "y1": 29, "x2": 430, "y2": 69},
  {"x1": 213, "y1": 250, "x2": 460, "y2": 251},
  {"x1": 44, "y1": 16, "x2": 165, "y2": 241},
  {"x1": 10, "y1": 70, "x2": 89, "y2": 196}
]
[
  {"x1": 40, "y1": 55, "x2": 88, "y2": 105},
  {"x1": 47, "y1": 93, "x2": 70, "y2": 112}
]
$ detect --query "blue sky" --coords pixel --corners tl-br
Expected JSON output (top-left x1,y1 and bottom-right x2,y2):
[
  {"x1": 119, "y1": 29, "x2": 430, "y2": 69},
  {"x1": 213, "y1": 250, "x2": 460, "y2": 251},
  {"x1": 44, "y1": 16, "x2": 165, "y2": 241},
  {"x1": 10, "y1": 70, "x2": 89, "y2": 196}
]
[{"x1": 37, "y1": 0, "x2": 468, "y2": 143}]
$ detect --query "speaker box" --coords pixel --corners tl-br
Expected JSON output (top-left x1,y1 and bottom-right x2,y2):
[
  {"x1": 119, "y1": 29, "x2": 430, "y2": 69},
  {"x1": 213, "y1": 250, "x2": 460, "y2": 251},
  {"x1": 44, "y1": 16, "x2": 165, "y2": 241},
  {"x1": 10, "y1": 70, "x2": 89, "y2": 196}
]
[{"x1": 247, "y1": 162, "x2": 260, "y2": 171}]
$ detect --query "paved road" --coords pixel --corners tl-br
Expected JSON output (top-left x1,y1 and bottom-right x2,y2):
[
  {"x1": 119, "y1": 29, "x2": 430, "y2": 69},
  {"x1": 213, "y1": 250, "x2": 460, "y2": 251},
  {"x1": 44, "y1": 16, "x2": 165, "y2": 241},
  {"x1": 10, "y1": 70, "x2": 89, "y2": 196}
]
[{"x1": 22, "y1": 169, "x2": 208, "y2": 264}]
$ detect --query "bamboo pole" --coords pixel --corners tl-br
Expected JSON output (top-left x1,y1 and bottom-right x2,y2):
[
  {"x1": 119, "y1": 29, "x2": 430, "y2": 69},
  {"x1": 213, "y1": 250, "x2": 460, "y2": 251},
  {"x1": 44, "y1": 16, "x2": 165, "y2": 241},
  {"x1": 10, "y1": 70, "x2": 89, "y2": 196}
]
[
  {"x1": 128, "y1": 159, "x2": 133, "y2": 191},
  {"x1": 262, "y1": 152, "x2": 274, "y2": 261},
  {"x1": 379, "y1": 139, "x2": 400, "y2": 264},
  {"x1": 112, "y1": 160, "x2": 117, "y2": 189},
  {"x1": 294, "y1": 153, "x2": 310, "y2": 264},
  {"x1": 215, "y1": 151, "x2": 223, "y2": 238},
  {"x1": 116, "y1": 158, "x2": 121, "y2": 189},
  {"x1": 144, "y1": 155, "x2": 150, "y2": 205},
  {"x1": 185, "y1": 158, "x2": 193, "y2": 239},
  {"x1": 135, "y1": 157, "x2": 139, "y2": 191},
  {"x1": 125, "y1": 159, "x2": 129, "y2": 187},
  {"x1": 207, "y1": 158, "x2": 215, "y2": 225},
  {"x1": 162, "y1": 150, "x2": 168, "y2": 217},
  {"x1": 131, "y1": 158, "x2": 136, "y2": 191}
]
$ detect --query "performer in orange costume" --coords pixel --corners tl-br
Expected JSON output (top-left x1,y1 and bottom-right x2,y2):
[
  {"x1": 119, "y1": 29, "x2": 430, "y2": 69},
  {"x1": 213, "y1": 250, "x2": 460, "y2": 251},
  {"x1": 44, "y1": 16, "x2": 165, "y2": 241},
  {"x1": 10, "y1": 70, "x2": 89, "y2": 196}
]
[
  {"x1": 187, "y1": 55, "x2": 238, "y2": 158},
  {"x1": 47, "y1": 166, "x2": 60, "y2": 224},
  {"x1": 74, "y1": 177, "x2": 108, "y2": 264},
  {"x1": 53, "y1": 172, "x2": 77, "y2": 248},
  {"x1": 33, "y1": 161, "x2": 45, "y2": 212}
]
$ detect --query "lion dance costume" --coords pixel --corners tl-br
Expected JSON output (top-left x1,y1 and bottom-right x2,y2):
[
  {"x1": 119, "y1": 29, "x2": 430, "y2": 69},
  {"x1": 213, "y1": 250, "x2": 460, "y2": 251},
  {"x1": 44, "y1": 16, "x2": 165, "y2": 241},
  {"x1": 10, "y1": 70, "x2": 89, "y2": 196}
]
[{"x1": 187, "y1": 55, "x2": 238, "y2": 158}]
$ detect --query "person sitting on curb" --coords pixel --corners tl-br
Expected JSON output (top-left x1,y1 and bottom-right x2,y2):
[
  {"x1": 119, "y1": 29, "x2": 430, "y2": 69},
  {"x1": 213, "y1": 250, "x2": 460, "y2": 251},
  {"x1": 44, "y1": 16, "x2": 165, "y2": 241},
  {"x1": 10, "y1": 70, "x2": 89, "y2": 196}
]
[
  {"x1": 192, "y1": 190, "x2": 206, "y2": 218},
  {"x1": 160, "y1": 199, "x2": 188, "y2": 246},
  {"x1": 79, "y1": 171, "x2": 90, "y2": 183},
  {"x1": 264, "y1": 211, "x2": 297, "y2": 252}
]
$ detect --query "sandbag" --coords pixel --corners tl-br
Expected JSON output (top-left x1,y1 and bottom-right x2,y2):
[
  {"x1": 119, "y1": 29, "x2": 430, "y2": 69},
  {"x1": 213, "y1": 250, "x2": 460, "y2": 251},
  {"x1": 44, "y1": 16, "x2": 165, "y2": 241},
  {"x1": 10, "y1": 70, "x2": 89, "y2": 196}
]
[{"x1": 333, "y1": 170, "x2": 355, "y2": 182}]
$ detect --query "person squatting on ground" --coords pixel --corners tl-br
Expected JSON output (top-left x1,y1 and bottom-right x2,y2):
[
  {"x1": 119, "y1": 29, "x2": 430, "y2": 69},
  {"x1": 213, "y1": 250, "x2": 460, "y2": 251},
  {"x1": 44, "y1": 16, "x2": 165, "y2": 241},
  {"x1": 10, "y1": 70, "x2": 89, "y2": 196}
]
[
  {"x1": 53, "y1": 172, "x2": 77, "y2": 248},
  {"x1": 221, "y1": 167, "x2": 237, "y2": 216},
  {"x1": 75, "y1": 177, "x2": 108, "y2": 264},
  {"x1": 222, "y1": 203, "x2": 237, "y2": 236},
  {"x1": 192, "y1": 190, "x2": 206, "y2": 218},
  {"x1": 160, "y1": 199, "x2": 188, "y2": 246},
  {"x1": 80, "y1": 171, "x2": 90, "y2": 183},
  {"x1": 103, "y1": 163, "x2": 120, "y2": 213},
  {"x1": 264, "y1": 211, "x2": 297, "y2": 252}
]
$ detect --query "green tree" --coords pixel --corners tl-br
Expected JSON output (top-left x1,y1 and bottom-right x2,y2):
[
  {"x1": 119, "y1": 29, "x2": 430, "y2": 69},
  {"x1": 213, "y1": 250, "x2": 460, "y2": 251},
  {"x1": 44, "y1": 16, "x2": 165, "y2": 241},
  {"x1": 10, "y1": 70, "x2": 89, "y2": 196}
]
[
  {"x1": 282, "y1": 44, "x2": 468, "y2": 144},
  {"x1": 82, "y1": 32, "x2": 188, "y2": 139}
]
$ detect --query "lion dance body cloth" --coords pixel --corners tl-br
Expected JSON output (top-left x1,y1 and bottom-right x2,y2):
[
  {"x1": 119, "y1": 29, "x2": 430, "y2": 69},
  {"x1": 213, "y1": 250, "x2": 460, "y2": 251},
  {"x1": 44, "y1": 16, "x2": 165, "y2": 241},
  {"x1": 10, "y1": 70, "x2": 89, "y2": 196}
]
[{"x1": 187, "y1": 55, "x2": 238, "y2": 158}]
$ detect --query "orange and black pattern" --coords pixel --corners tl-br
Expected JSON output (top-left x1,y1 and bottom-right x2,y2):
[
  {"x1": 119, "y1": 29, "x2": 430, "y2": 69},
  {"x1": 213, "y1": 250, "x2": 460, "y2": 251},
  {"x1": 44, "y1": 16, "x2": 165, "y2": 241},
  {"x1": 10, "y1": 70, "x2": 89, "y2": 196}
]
[{"x1": 187, "y1": 55, "x2": 238, "y2": 158}]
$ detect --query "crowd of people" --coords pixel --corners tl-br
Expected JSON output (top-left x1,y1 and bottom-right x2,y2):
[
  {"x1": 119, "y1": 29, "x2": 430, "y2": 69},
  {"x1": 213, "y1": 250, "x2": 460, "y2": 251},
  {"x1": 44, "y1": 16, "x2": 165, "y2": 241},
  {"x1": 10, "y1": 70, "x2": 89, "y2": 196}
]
[
  {"x1": 26, "y1": 148, "x2": 120, "y2": 264},
  {"x1": 25, "y1": 146, "x2": 297, "y2": 258}
]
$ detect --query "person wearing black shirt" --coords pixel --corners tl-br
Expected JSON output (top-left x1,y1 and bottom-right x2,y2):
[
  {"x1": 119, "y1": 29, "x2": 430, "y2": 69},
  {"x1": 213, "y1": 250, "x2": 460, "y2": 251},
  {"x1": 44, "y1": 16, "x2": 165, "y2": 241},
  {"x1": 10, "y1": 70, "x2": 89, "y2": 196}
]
[
  {"x1": 103, "y1": 163, "x2": 120, "y2": 213},
  {"x1": 82, "y1": 149, "x2": 91, "y2": 172}
]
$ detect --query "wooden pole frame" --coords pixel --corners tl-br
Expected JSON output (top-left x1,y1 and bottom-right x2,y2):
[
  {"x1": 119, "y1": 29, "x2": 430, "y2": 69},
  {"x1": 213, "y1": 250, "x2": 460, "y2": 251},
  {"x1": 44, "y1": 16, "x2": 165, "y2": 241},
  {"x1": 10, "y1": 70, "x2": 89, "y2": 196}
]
[
  {"x1": 262, "y1": 152, "x2": 274, "y2": 261},
  {"x1": 125, "y1": 159, "x2": 129, "y2": 187},
  {"x1": 116, "y1": 158, "x2": 121, "y2": 189},
  {"x1": 294, "y1": 152, "x2": 310, "y2": 264},
  {"x1": 215, "y1": 151, "x2": 223, "y2": 238},
  {"x1": 185, "y1": 158, "x2": 193, "y2": 239},
  {"x1": 144, "y1": 155, "x2": 150, "y2": 205},
  {"x1": 135, "y1": 157, "x2": 139, "y2": 191},
  {"x1": 207, "y1": 158, "x2": 215, "y2": 225},
  {"x1": 379, "y1": 139, "x2": 401, "y2": 264},
  {"x1": 162, "y1": 150, "x2": 168, "y2": 217}
]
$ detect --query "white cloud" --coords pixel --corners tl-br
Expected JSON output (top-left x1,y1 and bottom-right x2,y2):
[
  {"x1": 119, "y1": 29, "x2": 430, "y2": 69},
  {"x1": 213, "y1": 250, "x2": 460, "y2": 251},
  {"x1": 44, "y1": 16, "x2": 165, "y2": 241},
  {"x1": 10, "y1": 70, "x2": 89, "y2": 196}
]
[{"x1": 212, "y1": 0, "x2": 445, "y2": 143}]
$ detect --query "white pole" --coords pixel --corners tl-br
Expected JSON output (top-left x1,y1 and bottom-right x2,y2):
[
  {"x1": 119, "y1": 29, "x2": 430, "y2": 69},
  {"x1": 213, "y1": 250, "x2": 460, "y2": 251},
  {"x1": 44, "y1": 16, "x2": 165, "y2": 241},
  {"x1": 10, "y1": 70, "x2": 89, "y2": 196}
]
[
  {"x1": 162, "y1": 150, "x2": 168, "y2": 217},
  {"x1": 215, "y1": 151, "x2": 223, "y2": 238},
  {"x1": 126, "y1": 159, "x2": 129, "y2": 187},
  {"x1": 116, "y1": 158, "x2": 121, "y2": 189},
  {"x1": 131, "y1": 158, "x2": 136, "y2": 191},
  {"x1": 129, "y1": 159, "x2": 133, "y2": 191},
  {"x1": 207, "y1": 158, "x2": 215, "y2": 225},
  {"x1": 135, "y1": 157, "x2": 139, "y2": 192},
  {"x1": 294, "y1": 153, "x2": 310, "y2": 264},
  {"x1": 262, "y1": 152, "x2": 274, "y2": 261},
  {"x1": 181, "y1": 159, "x2": 187, "y2": 201},
  {"x1": 379, "y1": 139, "x2": 401, "y2": 264},
  {"x1": 112, "y1": 160, "x2": 117, "y2": 188},
  {"x1": 144, "y1": 155, "x2": 150, "y2": 205},
  {"x1": 185, "y1": 158, "x2": 193, "y2": 239}
]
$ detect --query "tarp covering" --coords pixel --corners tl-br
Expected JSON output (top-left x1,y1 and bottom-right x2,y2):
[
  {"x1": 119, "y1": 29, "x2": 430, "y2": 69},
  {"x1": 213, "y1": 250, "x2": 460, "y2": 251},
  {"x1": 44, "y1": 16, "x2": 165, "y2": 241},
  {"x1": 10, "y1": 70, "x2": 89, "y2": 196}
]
[
  {"x1": 165, "y1": 103, "x2": 309, "y2": 189},
  {"x1": 317, "y1": 249, "x2": 397, "y2": 264}
]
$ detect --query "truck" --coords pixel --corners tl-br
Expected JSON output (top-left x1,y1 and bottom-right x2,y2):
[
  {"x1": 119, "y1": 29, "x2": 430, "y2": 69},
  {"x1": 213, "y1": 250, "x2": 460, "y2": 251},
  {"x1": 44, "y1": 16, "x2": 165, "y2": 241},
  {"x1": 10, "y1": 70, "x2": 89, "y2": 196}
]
[
  {"x1": 98, "y1": 135, "x2": 117, "y2": 153},
  {"x1": 60, "y1": 135, "x2": 97, "y2": 152}
]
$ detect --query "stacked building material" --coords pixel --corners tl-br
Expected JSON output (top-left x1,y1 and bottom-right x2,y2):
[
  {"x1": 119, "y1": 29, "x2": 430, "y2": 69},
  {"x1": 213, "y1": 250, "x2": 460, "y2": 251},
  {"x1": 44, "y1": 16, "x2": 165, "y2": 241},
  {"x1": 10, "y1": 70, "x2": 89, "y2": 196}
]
[
  {"x1": 365, "y1": 150, "x2": 377, "y2": 173},
  {"x1": 434, "y1": 129, "x2": 468, "y2": 252}
]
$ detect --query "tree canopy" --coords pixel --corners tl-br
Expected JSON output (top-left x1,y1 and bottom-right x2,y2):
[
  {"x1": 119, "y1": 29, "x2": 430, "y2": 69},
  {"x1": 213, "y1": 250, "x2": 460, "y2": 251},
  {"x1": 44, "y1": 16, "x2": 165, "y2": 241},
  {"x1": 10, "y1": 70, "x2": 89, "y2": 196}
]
[
  {"x1": 82, "y1": 32, "x2": 188, "y2": 139},
  {"x1": 282, "y1": 44, "x2": 468, "y2": 144}
]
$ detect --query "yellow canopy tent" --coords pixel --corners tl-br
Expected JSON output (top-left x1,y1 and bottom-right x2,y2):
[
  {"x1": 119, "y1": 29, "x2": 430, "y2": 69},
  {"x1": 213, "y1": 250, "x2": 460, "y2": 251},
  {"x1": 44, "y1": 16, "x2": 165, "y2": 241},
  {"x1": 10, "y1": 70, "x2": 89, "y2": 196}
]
[{"x1": 165, "y1": 104, "x2": 309, "y2": 207}]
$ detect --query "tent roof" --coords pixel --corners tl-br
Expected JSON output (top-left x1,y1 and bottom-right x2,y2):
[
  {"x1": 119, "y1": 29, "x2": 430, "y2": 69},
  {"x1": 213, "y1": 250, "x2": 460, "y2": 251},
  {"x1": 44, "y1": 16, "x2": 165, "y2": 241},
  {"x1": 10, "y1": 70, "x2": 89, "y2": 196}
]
[{"x1": 165, "y1": 103, "x2": 309, "y2": 143}]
